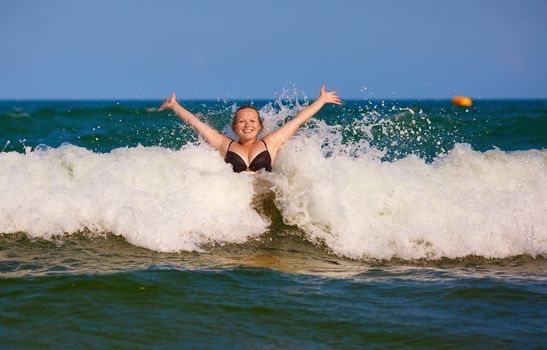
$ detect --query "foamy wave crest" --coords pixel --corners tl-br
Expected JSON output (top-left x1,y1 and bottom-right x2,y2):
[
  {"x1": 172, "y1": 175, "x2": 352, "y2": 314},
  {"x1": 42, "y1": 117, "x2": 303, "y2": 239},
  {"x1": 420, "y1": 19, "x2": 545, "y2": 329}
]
[
  {"x1": 272, "y1": 136, "x2": 547, "y2": 260},
  {"x1": 0, "y1": 144, "x2": 268, "y2": 252}
]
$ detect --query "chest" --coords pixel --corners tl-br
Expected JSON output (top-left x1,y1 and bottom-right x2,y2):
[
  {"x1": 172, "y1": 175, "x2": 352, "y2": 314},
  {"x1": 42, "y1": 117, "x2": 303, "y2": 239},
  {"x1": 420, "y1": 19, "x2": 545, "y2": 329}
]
[{"x1": 224, "y1": 142, "x2": 272, "y2": 172}]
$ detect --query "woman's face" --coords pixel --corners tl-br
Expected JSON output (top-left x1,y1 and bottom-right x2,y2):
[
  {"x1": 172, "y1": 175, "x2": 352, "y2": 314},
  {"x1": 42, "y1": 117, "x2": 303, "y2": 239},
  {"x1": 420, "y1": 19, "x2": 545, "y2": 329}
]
[{"x1": 233, "y1": 108, "x2": 262, "y2": 142}]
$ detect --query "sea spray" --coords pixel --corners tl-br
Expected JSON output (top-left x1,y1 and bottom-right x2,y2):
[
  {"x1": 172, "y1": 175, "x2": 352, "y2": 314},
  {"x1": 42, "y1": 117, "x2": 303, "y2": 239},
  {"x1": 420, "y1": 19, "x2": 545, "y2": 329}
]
[
  {"x1": 271, "y1": 135, "x2": 547, "y2": 260},
  {"x1": 0, "y1": 143, "x2": 268, "y2": 252},
  {"x1": 1, "y1": 97, "x2": 546, "y2": 261}
]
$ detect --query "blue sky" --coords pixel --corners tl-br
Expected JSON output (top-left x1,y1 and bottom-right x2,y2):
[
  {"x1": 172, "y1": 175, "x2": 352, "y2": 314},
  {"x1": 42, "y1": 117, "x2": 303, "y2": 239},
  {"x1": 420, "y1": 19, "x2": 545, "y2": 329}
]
[{"x1": 1, "y1": 0, "x2": 546, "y2": 99}]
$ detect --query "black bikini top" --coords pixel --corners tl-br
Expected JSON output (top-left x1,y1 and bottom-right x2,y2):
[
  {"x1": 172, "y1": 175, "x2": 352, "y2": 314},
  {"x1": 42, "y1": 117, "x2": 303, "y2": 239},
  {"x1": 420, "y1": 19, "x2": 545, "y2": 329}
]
[{"x1": 224, "y1": 140, "x2": 272, "y2": 173}]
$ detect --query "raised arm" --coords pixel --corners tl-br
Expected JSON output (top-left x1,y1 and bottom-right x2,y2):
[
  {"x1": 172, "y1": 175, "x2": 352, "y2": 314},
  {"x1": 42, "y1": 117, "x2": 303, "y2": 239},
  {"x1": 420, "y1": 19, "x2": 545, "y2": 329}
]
[
  {"x1": 263, "y1": 85, "x2": 341, "y2": 154},
  {"x1": 158, "y1": 92, "x2": 231, "y2": 152}
]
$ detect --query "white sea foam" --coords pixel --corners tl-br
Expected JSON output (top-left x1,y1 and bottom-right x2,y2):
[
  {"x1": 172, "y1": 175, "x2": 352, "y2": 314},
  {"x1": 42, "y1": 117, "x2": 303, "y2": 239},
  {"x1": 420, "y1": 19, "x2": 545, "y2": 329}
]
[
  {"x1": 0, "y1": 144, "x2": 268, "y2": 252},
  {"x1": 1, "y1": 100, "x2": 546, "y2": 260},
  {"x1": 271, "y1": 135, "x2": 547, "y2": 260}
]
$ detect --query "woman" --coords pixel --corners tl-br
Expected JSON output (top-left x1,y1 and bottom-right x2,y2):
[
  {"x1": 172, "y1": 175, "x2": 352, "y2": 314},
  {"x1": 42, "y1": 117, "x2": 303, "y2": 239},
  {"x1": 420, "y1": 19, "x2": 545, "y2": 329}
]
[{"x1": 158, "y1": 85, "x2": 341, "y2": 173}]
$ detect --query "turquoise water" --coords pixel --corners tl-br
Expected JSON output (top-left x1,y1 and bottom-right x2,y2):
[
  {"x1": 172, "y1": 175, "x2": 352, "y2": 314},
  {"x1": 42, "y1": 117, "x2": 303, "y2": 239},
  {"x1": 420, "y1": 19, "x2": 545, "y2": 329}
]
[
  {"x1": 2, "y1": 99, "x2": 546, "y2": 156},
  {"x1": 1, "y1": 98, "x2": 546, "y2": 348}
]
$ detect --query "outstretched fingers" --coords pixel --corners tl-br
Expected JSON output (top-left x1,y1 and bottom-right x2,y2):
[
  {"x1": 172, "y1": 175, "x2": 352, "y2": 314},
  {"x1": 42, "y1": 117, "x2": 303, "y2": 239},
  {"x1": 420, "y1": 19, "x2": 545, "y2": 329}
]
[
  {"x1": 325, "y1": 92, "x2": 342, "y2": 105},
  {"x1": 158, "y1": 98, "x2": 170, "y2": 111},
  {"x1": 320, "y1": 86, "x2": 342, "y2": 105},
  {"x1": 158, "y1": 92, "x2": 177, "y2": 111}
]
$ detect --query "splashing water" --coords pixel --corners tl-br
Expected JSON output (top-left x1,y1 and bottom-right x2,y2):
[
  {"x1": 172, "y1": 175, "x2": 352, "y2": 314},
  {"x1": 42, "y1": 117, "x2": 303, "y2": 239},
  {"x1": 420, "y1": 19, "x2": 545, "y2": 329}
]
[{"x1": 0, "y1": 95, "x2": 546, "y2": 260}]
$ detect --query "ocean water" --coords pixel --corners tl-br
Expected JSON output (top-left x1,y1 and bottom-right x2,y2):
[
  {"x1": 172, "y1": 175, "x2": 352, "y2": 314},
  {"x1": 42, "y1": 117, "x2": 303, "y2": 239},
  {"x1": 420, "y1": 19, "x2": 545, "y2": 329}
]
[{"x1": 0, "y1": 97, "x2": 546, "y2": 348}]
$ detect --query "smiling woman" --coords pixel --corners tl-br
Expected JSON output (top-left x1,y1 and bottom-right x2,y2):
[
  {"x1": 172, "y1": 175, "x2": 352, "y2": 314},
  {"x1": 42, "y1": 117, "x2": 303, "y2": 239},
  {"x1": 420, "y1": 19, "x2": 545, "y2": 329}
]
[
  {"x1": 225, "y1": 106, "x2": 271, "y2": 172},
  {"x1": 158, "y1": 86, "x2": 341, "y2": 173}
]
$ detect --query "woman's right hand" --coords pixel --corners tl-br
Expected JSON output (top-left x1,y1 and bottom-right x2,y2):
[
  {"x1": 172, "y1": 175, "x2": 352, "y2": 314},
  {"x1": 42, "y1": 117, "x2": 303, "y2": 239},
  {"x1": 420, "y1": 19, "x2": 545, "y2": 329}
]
[
  {"x1": 318, "y1": 85, "x2": 341, "y2": 105},
  {"x1": 158, "y1": 92, "x2": 177, "y2": 111}
]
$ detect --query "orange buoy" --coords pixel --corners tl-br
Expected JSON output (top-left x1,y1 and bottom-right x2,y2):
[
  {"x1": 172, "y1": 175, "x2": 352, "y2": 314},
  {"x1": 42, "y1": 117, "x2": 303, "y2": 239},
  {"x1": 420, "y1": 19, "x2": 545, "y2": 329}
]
[{"x1": 451, "y1": 96, "x2": 473, "y2": 107}]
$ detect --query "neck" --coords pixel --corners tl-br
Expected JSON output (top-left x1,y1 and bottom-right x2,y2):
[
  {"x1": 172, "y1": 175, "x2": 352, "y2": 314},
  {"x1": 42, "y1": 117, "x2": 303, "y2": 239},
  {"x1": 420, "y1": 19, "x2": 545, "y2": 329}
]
[{"x1": 238, "y1": 138, "x2": 258, "y2": 146}]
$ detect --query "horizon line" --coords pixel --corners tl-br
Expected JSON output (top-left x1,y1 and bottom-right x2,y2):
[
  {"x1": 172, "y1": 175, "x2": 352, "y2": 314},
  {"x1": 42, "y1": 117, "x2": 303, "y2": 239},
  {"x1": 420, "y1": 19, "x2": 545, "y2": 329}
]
[{"x1": 1, "y1": 97, "x2": 546, "y2": 101}]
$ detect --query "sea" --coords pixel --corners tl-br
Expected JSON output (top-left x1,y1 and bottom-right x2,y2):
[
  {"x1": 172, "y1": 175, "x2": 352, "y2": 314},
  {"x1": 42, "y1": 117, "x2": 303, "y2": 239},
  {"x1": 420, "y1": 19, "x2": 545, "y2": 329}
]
[{"x1": 1, "y1": 95, "x2": 546, "y2": 349}]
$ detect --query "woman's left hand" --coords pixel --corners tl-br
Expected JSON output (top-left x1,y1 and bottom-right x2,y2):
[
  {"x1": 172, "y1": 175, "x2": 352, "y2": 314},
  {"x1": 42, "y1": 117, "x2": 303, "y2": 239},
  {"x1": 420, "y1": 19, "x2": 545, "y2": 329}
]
[
  {"x1": 158, "y1": 92, "x2": 177, "y2": 111},
  {"x1": 319, "y1": 85, "x2": 342, "y2": 105}
]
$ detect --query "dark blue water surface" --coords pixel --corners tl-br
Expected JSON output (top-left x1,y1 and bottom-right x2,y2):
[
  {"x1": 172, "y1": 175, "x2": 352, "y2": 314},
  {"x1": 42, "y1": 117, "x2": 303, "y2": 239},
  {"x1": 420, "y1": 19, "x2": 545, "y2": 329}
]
[
  {"x1": 1, "y1": 265, "x2": 546, "y2": 349},
  {"x1": 1, "y1": 99, "x2": 546, "y2": 157},
  {"x1": 1, "y1": 99, "x2": 546, "y2": 348}
]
